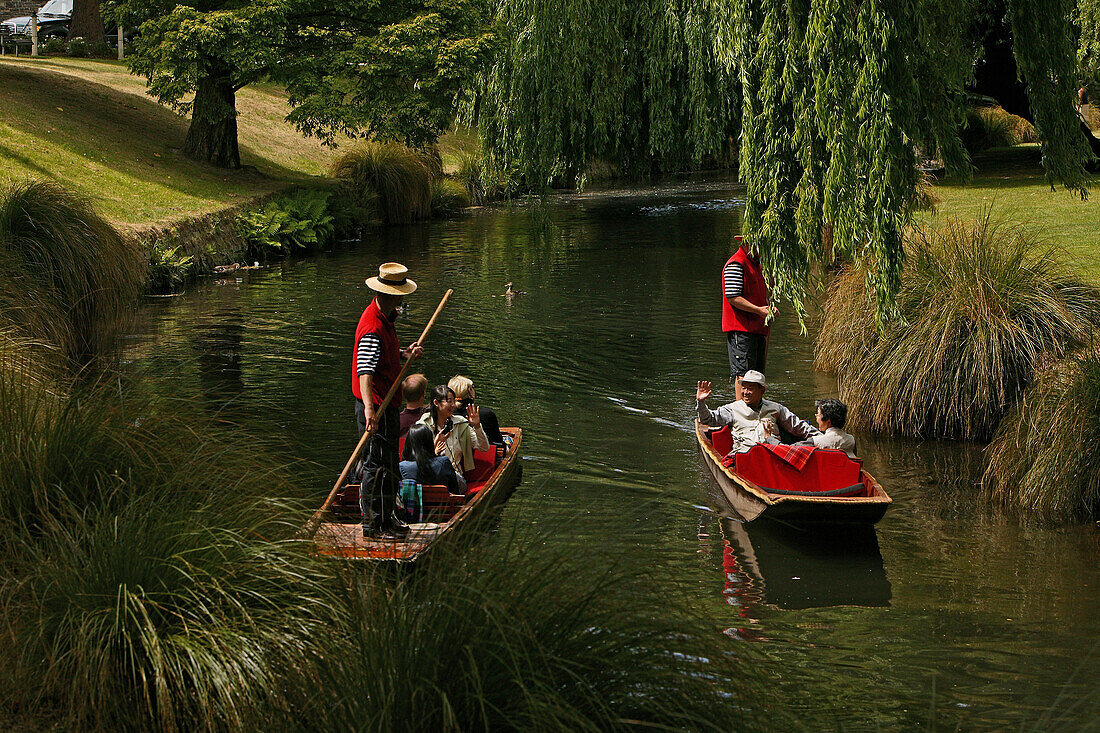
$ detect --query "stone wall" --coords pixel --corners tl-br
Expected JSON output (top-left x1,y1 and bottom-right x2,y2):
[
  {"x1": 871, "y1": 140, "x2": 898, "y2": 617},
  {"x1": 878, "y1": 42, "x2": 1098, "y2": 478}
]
[{"x1": 0, "y1": 1, "x2": 39, "y2": 20}]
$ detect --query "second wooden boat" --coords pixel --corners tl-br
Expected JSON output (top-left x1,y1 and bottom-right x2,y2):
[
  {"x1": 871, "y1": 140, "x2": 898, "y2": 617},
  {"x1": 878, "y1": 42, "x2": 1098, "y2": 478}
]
[{"x1": 696, "y1": 421, "x2": 891, "y2": 524}]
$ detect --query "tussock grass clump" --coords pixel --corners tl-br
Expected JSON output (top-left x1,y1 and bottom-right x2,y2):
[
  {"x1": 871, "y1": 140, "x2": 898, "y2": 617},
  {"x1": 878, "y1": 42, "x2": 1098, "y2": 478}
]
[
  {"x1": 983, "y1": 345, "x2": 1100, "y2": 519},
  {"x1": 309, "y1": 536, "x2": 766, "y2": 731},
  {"x1": 0, "y1": 180, "x2": 145, "y2": 367},
  {"x1": 331, "y1": 142, "x2": 436, "y2": 225},
  {"x1": 960, "y1": 106, "x2": 1034, "y2": 154},
  {"x1": 430, "y1": 177, "x2": 472, "y2": 216},
  {"x1": 816, "y1": 214, "x2": 1100, "y2": 440}
]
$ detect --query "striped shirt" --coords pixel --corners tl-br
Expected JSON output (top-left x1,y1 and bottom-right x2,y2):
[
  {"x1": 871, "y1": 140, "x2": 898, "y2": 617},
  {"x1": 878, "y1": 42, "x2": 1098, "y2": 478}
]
[
  {"x1": 356, "y1": 333, "x2": 382, "y2": 377},
  {"x1": 723, "y1": 260, "x2": 744, "y2": 300}
]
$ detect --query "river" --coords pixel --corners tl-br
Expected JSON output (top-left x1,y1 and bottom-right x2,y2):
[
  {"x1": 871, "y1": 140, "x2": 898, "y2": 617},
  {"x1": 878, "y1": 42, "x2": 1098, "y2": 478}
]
[{"x1": 130, "y1": 175, "x2": 1100, "y2": 730}]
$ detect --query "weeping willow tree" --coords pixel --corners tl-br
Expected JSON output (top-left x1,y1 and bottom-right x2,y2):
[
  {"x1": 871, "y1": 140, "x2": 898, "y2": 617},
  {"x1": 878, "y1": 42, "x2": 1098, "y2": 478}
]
[
  {"x1": 474, "y1": 1, "x2": 741, "y2": 186},
  {"x1": 477, "y1": 0, "x2": 1096, "y2": 321}
]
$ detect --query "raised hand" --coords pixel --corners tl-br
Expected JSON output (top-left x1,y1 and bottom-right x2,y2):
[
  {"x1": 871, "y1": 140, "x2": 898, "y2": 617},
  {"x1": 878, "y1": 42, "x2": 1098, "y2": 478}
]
[
  {"x1": 466, "y1": 403, "x2": 480, "y2": 428},
  {"x1": 696, "y1": 380, "x2": 712, "y2": 402},
  {"x1": 404, "y1": 341, "x2": 424, "y2": 361}
]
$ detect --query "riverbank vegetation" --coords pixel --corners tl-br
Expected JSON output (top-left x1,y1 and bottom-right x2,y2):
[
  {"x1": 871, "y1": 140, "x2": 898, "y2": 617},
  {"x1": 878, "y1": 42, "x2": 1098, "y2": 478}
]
[
  {"x1": 815, "y1": 213, "x2": 1100, "y2": 441},
  {"x1": 0, "y1": 178, "x2": 765, "y2": 730}
]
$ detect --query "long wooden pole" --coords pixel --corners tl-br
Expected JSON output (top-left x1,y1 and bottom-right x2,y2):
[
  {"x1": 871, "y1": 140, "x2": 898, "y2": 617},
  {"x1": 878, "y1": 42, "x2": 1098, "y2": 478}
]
[{"x1": 304, "y1": 289, "x2": 453, "y2": 536}]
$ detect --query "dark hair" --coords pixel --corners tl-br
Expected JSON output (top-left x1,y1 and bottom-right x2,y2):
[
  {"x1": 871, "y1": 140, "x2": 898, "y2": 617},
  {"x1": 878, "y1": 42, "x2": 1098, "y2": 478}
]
[
  {"x1": 402, "y1": 425, "x2": 438, "y2": 483},
  {"x1": 428, "y1": 384, "x2": 455, "y2": 427},
  {"x1": 816, "y1": 398, "x2": 847, "y2": 429}
]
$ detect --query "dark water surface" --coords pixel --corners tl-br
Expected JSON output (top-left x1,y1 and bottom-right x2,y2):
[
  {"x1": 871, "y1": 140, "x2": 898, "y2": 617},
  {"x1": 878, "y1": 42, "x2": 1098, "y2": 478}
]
[{"x1": 131, "y1": 176, "x2": 1100, "y2": 730}]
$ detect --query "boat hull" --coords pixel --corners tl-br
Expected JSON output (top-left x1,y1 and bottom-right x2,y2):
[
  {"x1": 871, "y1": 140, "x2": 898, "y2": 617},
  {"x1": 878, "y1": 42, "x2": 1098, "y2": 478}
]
[{"x1": 696, "y1": 421, "x2": 890, "y2": 525}]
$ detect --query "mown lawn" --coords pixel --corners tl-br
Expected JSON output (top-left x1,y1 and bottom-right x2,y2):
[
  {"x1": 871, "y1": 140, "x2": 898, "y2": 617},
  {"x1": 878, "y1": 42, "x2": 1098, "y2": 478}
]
[{"x1": 927, "y1": 145, "x2": 1100, "y2": 281}]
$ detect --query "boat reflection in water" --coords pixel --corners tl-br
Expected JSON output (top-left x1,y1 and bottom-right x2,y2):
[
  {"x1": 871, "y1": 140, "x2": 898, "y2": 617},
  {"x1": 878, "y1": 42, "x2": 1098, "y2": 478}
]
[{"x1": 721, "y1": 517, "x2": 892, "y2": 612}]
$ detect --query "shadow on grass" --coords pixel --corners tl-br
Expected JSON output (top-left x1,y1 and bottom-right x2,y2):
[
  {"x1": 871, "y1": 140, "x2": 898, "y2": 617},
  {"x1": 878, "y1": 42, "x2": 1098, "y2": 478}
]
[{"x1": 0, "y1": 62, "x2": 316, "y2": 200}]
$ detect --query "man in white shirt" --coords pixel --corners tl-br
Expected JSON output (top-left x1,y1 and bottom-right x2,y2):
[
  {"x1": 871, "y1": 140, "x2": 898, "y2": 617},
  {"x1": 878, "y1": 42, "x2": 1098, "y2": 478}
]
[{"x1": 695, "y1": 370, "x2": 819, "y2": 454}]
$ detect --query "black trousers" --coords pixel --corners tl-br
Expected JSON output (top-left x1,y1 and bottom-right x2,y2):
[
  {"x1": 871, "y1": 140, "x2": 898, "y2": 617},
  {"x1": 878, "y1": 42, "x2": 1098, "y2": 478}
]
[
  {"x1": 355, "y1": 400, "x2": 401, "y2": 528},
  {"x1": 727, "y1": 331, "x2": 767, "y2": 380}
]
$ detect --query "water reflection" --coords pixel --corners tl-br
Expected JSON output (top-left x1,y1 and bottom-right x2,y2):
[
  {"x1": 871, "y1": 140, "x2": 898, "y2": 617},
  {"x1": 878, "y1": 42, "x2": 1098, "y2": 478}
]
[{"x1": 721, "y1": 518, "x2": 891, "y2": 611}]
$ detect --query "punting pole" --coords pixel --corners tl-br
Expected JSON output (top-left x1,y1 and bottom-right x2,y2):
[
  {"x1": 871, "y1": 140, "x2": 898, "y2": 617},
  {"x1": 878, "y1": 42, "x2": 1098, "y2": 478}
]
[{"x1": 304, "y1": 288, "x2": 453, "y2": 537}]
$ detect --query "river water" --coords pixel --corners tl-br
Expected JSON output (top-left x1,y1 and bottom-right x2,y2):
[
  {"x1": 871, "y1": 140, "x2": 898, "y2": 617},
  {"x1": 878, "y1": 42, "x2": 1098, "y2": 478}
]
[{"x1": 131, "y1": 175, "x2": 1100, "y2": 730}]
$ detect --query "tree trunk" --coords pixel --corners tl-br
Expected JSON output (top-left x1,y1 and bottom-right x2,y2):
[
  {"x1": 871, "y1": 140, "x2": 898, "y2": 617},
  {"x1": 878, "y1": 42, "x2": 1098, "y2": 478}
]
[
  {"x1": 184, "y1": 66, "x2": 241, "y2": 169},
  {"x1": 68, "y1": 0, "x2": 104, "y2": 44}
]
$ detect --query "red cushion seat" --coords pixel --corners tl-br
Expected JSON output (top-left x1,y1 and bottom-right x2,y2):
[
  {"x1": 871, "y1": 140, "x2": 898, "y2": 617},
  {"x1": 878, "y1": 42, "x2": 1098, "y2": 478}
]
[{"x1": 734, "y1": 444, "x2": 863, "y2": 495}]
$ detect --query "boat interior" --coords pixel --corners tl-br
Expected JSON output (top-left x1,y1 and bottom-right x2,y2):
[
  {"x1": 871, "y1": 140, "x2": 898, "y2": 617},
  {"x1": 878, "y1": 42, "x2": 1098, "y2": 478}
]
[{"x1": 329, "y1": 433, "x2": 510, "y2": 524}]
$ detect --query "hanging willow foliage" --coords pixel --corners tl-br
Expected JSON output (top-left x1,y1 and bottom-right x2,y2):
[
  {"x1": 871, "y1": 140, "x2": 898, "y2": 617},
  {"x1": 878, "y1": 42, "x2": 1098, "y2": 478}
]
[
  {"x1": 473, "y1": 0, "x2": 741, "y2": 187},
  {"x1": 478, "y1": 0, "x2": 1094, "y2": 321}
]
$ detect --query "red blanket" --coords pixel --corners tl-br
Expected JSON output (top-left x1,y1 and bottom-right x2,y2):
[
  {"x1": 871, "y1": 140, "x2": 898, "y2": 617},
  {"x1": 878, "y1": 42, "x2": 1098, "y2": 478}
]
[{"x1": 723, "y1": 443, "x2": 815, "y2": 471}]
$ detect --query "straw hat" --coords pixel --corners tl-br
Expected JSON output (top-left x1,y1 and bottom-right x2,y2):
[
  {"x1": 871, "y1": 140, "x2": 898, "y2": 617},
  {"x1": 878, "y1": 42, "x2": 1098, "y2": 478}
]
[{"x1": 366, "y1": 262, "x2": 417, "y2": 295}]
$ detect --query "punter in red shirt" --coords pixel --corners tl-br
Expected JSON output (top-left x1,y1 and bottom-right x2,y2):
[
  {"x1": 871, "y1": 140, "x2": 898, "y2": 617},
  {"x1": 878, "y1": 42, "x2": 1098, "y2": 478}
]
[
  {"x1": 721, "y1": 235, "x2": 777, "y2": 381},
  {"x1": 353, "y1": 262, "x2": 423, "y2": 539}
]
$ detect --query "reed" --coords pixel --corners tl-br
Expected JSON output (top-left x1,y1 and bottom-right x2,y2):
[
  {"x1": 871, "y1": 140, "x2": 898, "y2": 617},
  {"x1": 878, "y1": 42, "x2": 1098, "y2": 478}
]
[
  {"x1": 331, "y1": 142, "x2": 436, "y2": 225},
  {"x1": 815, "y1": 213, "x2": 1100, "y2": 440},
  {"x1": 0, "y1": 181, "x2": 145, "y2": 368},
  {"x1": 305, "y1": 534, "x2": 766, "y2": 731},
  {"x1": 983, "y1": 344, "x2": 1100, "y2": 519}
]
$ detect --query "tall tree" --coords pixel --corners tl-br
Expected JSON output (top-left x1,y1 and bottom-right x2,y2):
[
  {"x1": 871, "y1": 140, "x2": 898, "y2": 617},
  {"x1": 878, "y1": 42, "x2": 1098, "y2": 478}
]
[
  {"x1": 479, "y1": 0, "x2": 1097, "y2": 321},
  {"x1": 105, "y1": 0, "x2": 493, "y2": 168},
  {"x1": 68, "y1": 0, "x2": 105, "y2": 44}
]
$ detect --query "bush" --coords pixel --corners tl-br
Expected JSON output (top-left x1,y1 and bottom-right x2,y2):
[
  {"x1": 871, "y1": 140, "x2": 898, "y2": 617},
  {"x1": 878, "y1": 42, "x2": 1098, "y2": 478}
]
[
  {"x1": 41, "y1": 36, "x2": 66, "y2": 54},
  {"x1": 983, "y1": 345, "x2": 1100, "y2": 520},
  {"x1": 89, "y1": 40, "x2": 111, "y2": 58},
  {"x1": 430, "y1": 177, "x2": 472, "y2": 216},
  {"x1": 0, "y1": 180, "x2": 145, "y2": 368},
  {"x1": 815, "y1": 213, "x2": 1100, "y2": 440},
  {"x1": 960, "y1": 106, "x2": 1034, "y2": 154},
  {"x1": 331, "y1": 142, "x2": 435, "y2": 225},
  {"x1": 239, "y1": 189, "x2": 334, "y2": 256},
  {"x1": 147, "y1": 243, "x2": 194, "y2": 293},
  {"x1": 66, "y1": 36, "x2": 87, "y2": 57}
]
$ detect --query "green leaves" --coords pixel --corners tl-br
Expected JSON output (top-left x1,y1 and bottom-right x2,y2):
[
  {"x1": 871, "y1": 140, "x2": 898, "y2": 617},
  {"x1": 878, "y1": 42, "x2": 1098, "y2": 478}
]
[{"x1": 239, "y1": 190, "x2": 335, "y2": 254}]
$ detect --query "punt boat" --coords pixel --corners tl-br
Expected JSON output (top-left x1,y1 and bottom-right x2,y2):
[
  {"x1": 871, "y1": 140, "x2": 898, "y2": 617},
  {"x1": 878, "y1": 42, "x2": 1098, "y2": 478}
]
[
  {"x1": 696, "y1": 421, "x2": 891, "y2": 524},
  {"x1": 314, "y1": 428, "x2": 523, "y2": 561}
]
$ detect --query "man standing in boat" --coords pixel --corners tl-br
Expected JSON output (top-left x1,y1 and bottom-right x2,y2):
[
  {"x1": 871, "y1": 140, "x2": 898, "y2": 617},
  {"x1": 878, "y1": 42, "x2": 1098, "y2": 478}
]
[
  {"x1": 722, "y1": 235, "x2": 776, "y2": 380},
  {"x1": 354, "y1": 263, "x2": 423, "y2": 539},
  {"x1": 696, "y1": 370, "x2": 819, "y2": 454}
]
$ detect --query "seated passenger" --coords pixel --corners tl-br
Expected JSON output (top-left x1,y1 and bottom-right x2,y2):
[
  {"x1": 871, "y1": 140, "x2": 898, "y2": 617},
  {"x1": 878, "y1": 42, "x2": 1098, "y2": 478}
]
[
  {"x1": 796, "y1": 398, "x2": 857, "y2": 458},
  {"x1": 400, "y1": 424, "x2": 467, "y2": 495},
  {"x1": 448, "y1": 374, "x2": 505, "y2": 446},
  {"x1": 399, "y1": 373, "x2": 429, "y2": 438},
  {"x1": 696, "y1": 370, "x2": 820, "y2": 454},
  {"x1": 417, "y1": 384, "x2": 489, "y2": 475}
]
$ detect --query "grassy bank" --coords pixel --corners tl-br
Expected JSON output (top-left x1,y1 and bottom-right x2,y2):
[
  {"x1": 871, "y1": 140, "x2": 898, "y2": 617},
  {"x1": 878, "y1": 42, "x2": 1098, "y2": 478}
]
[
  {"x1": 927, "y1": 145, "x2": 1100, "y2": 281},
  {"x1": 0, "y1": 58, "x2": 342, "y2": 225}
]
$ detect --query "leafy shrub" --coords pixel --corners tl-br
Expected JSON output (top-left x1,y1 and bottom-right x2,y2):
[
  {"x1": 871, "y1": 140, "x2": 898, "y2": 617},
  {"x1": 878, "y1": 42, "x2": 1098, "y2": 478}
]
[
  {"x1": 0, "y1": 180, "x2": 145, "y2": 368},
  {"x1": 41, "y1": 36, "x2": 66, "y2": 54},
  {"x1": 430, "y1": 177, "x2": 471, "y2": 216},
  {"x1": 960, "y1": 106, "x2": 1033, "y2": 154},
  {"x1": 89, "y1": 40, "x2": 111, "y2": 58},
  {"x1": 239, "y1": 189, "x2": 334, "y2": 255},
  {"x1": 331, "y1": 142, "x2": 435, "y2": 225},
  {"x1": 147, "y1": 243, "x2": 194, "y2": 293},
  {"x1": 815, "y1": 213, "x2": 1100, "y2": 440},
  {"x1": 66, "y1": 36, "x2": 87, "y2": 57},
  {"x1": 983, "y1": 345, "x2": 1100, "y2": 520}
]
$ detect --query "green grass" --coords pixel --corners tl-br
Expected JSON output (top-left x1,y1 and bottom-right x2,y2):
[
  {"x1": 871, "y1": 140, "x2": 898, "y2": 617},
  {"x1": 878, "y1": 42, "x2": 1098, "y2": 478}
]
[
  {"x1": 927, "y1": 146, "x2": 1100, "y2": 281},
  {"x1": 0, "y1": 58, "x2": 480, "y2": 227},
  {"x1": 816, "y1": 212, "x2": 1100, "y2": 441}
]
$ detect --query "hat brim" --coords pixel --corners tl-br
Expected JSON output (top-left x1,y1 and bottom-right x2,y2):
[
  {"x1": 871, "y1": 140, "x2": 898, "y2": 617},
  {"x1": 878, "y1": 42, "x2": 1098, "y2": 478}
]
[{"x1": 366, "y1": 277, "x2": 417, "y2": 295}]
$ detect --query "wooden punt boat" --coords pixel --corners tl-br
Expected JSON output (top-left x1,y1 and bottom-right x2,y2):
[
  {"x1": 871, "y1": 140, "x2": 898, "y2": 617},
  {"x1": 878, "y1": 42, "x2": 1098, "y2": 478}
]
[
  {"x1": 314, "y1": 428, "x2": 523, "y2": 562},
  {"x1": 696, "y1": 421, "x2": 891, "y2": 524}
]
